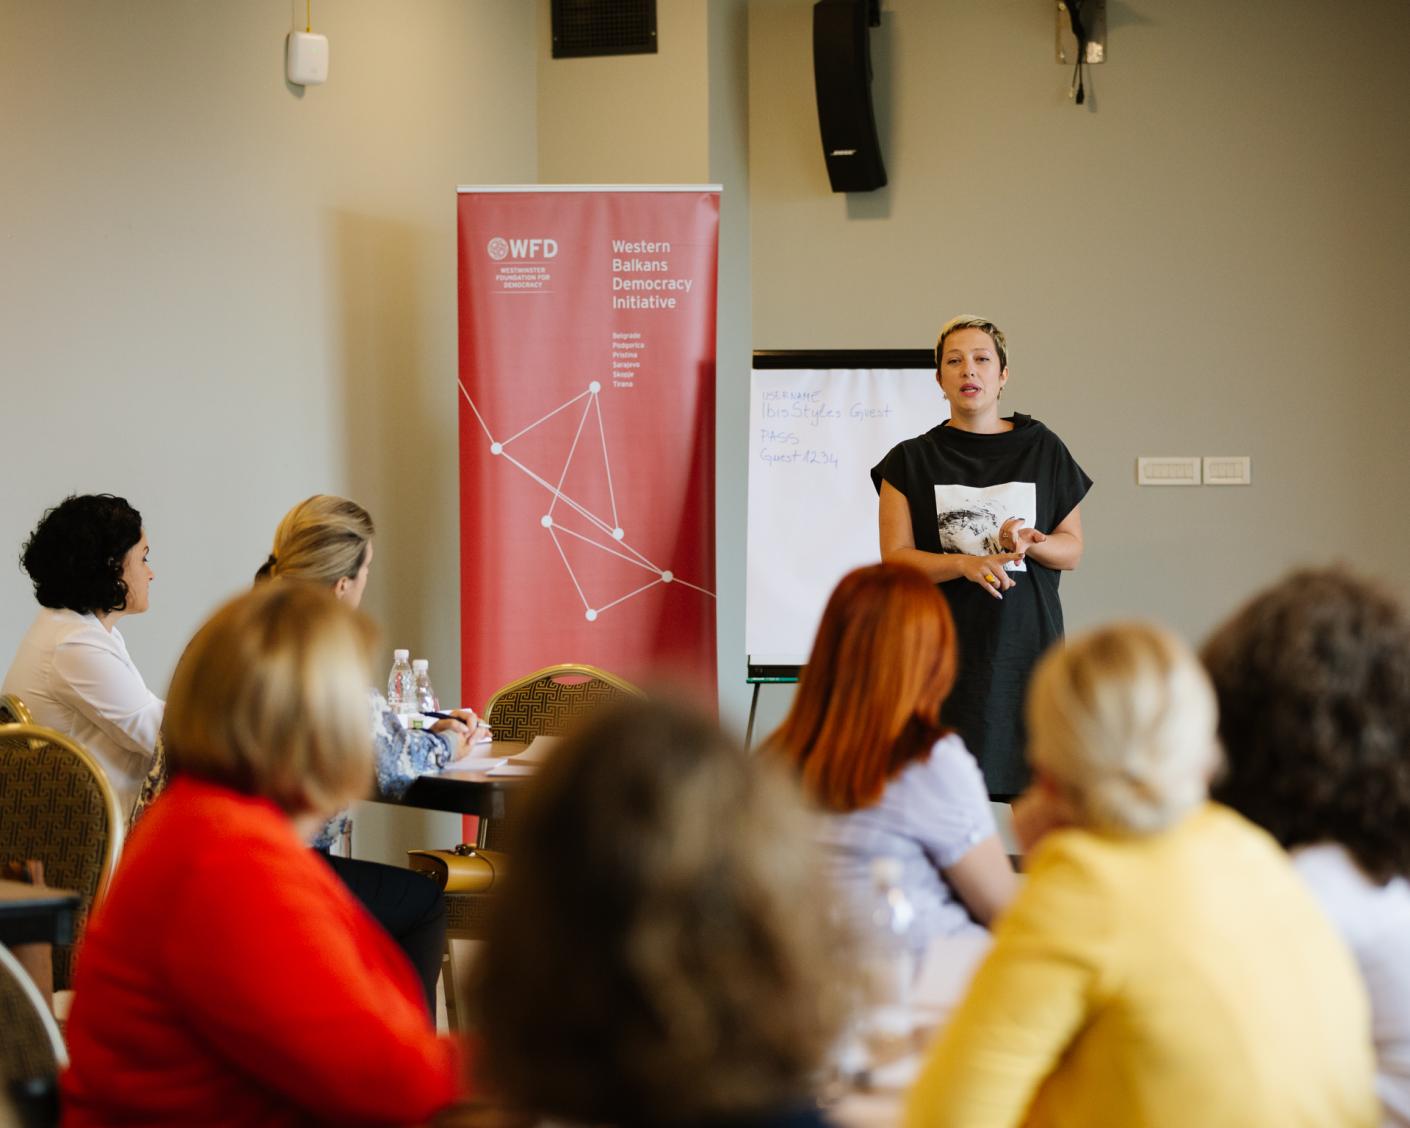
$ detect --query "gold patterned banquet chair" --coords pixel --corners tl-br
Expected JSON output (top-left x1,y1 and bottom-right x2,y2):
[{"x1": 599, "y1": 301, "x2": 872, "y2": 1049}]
[
  {"x1": 0, "y1": 725, "x2": 125, "y2": 994},
  {"x1": 476, "y1": 663, "x2": 645, "y2": 856},
  {"x1": 0, "y1": 693, "x2": 34, "y2": 725},
  {"x1": 438, "y1": 663, "x2": 643, "y2": 1029},
  {"x1": 0, "y1": 941, "x2": 68, "y2": 1127}
]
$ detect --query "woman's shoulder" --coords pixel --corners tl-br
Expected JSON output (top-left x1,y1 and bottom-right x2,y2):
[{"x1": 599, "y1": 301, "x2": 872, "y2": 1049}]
[
  {"x1": 1294, "y1": 842, "x2": 1410, "y2": 939},
  {"x1": 34, "y1": 606, "x2": 103, "y2": 643},
  {"x1": 883, "y1": 735, "x2": 992, "y2": 824},
  {"x1": 877, "y1": 426, "x2": 948, "y2": 463},
  {"x1": 900, "y1": 732, "x2": 987, "y2": 790},
  {"x1": 110, "y1": 779, "x2": 316, "y2": 913},
  {"x1": 872, "y1": 425, "x2": 962, "y2": 490},
  {"x1": 1012, "y1": 414, "x2": 1083, "y2": 459},
  {"x1": 133, "y1": 778, "x2": 298, "y2": 862}
]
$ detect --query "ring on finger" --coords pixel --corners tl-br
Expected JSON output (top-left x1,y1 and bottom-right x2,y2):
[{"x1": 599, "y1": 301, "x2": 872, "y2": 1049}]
[{"x1": 983, "y1": 573, "x2": 997, "y2": 584}]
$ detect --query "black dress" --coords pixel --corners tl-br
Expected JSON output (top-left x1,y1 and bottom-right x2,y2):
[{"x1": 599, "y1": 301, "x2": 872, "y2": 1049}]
[{"x1": 872, "y1": 414, "x2": 1091, "y2": 796}]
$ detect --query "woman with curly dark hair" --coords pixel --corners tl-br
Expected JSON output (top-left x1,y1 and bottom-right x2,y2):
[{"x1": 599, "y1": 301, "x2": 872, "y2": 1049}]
[
  {"x1": 1204, "y1": 568, "x2": 1410, "y2": 1126},
  {"x1": 3, "y1": 494, "x2": 161, "y2": 816}
]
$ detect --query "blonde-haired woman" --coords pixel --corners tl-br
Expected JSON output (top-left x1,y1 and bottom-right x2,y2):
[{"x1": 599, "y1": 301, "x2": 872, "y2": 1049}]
[
  {"x1": 62, "y1": 583, "x2": 461, "y2": 1126},
  {"x1": 258, "y1": 494, "x2": 478, "y2": 1010},
  {"x1": 906, "y1": 622, "x2": 1378, "y2": 1128}
]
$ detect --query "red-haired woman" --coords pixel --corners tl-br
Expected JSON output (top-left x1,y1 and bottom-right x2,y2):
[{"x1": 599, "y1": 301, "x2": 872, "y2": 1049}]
[{"x1": 765, "y1": 563, "x2": 1017, "y2": 944}]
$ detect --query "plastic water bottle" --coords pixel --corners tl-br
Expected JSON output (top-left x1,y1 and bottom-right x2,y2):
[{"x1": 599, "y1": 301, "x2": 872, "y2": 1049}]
[
  {"x1": 857, "y1": 856, "x2": 918, "y2": 1063},
  {"x1": 412, "y1": 659, "x2": 439, "y2": 713},
  {"x1": 387, "y1": 649, "x2": 415, "y2": 715}
]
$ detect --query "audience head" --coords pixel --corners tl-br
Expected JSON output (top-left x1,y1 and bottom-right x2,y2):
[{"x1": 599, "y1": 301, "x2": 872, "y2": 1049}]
[
  {"x1": 767, "y1": 562, "x2": 957, "y2": 812},
  {"x1": 935, "y1": 313, "x2": 1009, "y2": 371},
  {"x1": 256, "y1": 495, "x2": 375, "y2": 605},
  {"x1": 1027, "y1": 621, "x2": 1218, "y2": 836},
  {"x1": 164, "y1": 583, "x2": 376, "y2": 817},
  {"x1": 20, "y1": 493, "x2": 148, "y2": 617},
  {"x1": 471, "y1": 696, "x2": 843, "y2": 1125},
  {"x1": 1203, "y1": 568, "x2": 1410, "y2": 883}
]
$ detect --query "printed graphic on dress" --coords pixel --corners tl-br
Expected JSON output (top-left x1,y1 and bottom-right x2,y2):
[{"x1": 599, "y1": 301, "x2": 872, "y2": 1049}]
[{"x1": 934, "y1": 482, "x2": 1037, "y2": 572}]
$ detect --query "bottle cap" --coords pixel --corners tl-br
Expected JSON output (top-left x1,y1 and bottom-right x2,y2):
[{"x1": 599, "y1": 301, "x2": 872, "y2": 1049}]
[
  {"x1": 393, "y1": 648, "x2": 410, "y2": 660},
  {"x1": 412, "y1": 659, "x2": 428, "y2": 671}
]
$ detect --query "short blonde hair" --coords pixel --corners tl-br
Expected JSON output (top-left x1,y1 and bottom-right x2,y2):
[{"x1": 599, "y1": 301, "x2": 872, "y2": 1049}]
[
  {"x1": 164, "y1": 583, "x2": 377, "y2": 815},
  {"x1": 936, "y1": 314, "x2": 1008, "y2": 370},
  {"x1": 1027, "y1": 622, "x2": 1219, "y2": 835},
  {"x1": 258, "y1": 495, "x2": 375, "y2": 587}
]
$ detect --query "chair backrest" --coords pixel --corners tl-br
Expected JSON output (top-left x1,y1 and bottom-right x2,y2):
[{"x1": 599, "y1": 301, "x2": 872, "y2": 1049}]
[
  {"x1": 127, "y1": 731, "x2": 169, "y2": 831},
  {"x1": 483, "y1": 663, "x2": 644, "y2": 744},
  {"x1": 0, "y1": 942, "x2": 67, "y2": 1092},
  {"x1": 0, "y1": 725, "x2": 125, "y2": 990},
  {"x1": 480, "y1": 665, "x2": 643, "y2": 853},
  {"x1": 0, "y1": 693, "x2": 34, "y2": 725}
]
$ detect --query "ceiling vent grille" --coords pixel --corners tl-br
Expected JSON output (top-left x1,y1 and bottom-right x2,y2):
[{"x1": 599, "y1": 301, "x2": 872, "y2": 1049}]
[{"x1": 551, "y1": 0, "x2": 658, "y2": 59}]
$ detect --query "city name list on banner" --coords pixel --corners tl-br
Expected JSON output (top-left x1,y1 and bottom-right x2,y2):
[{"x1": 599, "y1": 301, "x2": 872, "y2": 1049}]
[{"x1": 610, "y1": 238, "x2": 699, "y2": 392}]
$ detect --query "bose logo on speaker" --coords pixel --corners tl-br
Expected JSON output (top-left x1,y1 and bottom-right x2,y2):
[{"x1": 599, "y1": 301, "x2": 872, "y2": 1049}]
[{"x1": 829, "y1": 149, "x2": 858, "y2": 157}]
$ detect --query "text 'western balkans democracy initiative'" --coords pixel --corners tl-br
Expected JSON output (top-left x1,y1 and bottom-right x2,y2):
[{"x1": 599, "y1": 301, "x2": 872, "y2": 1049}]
[{"x1": 610, "y1": 239, "x2": 695, "y2": 310}]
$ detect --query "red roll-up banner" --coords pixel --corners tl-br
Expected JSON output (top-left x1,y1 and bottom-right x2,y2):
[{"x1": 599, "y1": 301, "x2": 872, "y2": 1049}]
[{"x1": 457, "y1": 187, "x2": 719, "y2": 712}]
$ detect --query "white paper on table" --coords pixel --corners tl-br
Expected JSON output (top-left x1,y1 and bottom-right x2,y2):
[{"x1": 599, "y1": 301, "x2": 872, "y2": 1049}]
[
  {"x1": 510, "y1": 735, "x2": 560, "y2": 763},
  {"x1": 450, "y1": 756, "x2": 507, "y2": 773},
  {"x1": 488, "y1": 763, "x2": 539, "y2": 777}
]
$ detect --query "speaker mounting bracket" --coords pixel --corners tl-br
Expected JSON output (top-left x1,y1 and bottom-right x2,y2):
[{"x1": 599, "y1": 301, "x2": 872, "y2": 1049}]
[{"x1": 1056, "y1": 0, "x2": 1105, "y2": 65}]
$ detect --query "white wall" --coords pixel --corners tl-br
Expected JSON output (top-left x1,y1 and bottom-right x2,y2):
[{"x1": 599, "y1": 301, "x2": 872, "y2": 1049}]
[{"x1": 0, "y1": 0, "x2": 538, "y2": 860}]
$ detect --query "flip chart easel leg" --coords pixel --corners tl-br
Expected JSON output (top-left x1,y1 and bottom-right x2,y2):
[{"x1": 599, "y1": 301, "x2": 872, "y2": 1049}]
[{"x1": 745, "y1": 682, "x2": 762, "y2": 753}]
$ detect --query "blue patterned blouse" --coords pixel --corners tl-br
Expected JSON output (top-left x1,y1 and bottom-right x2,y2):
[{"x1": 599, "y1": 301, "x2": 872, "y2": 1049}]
[{"x1": 313, "y1": 690, "x2": 454, "y2": 852}]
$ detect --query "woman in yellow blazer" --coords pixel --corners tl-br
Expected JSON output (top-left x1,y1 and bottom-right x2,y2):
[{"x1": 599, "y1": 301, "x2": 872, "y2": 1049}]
[{"x1": 905, "y1": 621, "x2": 1379, "y2": 1128}]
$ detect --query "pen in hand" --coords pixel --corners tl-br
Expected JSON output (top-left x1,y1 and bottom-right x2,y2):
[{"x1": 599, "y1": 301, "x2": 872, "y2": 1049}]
[{"x1": 424, "y1": 710, "x2": 493, "y2": 742}]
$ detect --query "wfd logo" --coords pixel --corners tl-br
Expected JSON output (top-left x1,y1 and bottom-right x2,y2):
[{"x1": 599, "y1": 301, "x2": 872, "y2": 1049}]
[{"x1": 487, "y1": 236, "x2": 558, "y2": 261}]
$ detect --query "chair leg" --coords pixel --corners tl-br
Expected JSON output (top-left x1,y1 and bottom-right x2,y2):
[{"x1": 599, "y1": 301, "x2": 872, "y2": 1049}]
[{"x1": 440, "y1": 940, "x2": 460, "y2": 1033}]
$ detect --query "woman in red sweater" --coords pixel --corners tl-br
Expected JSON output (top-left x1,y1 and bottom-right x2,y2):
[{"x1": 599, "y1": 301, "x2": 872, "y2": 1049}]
[{"x1": 61, "y1": 583, "x2": 462, "y2": 1127}]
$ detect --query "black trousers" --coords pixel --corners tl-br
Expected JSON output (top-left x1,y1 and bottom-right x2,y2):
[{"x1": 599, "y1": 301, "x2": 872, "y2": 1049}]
[{"x1": 317, "y1": 851, "x2": 447, "y2": 1015}]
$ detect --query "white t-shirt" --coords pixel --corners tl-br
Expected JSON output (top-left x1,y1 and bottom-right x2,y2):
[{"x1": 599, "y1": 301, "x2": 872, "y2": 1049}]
[
  {"x1": 1296, "y1": 842, "x2": 1410, "y2": 1127},
  {"x1": 3, "y1": 607, "x2": 164, "y2": 817},
  {"x1": 816, "y1": 732, "x2": 997, "y2": 944}
]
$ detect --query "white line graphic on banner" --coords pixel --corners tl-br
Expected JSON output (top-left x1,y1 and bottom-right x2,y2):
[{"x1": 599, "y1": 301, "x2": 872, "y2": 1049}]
[{"x1": 460, "y1": 381, "x2": 716, "y2": 621}]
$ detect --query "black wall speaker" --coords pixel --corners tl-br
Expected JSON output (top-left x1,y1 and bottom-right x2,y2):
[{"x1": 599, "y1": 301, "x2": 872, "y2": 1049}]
[
  {"x1": 551, "y1": 0, "x2": 657, "y2": 59},
  {"x1": 812, "y1": 0, "x2": 886, "y2": 193}
]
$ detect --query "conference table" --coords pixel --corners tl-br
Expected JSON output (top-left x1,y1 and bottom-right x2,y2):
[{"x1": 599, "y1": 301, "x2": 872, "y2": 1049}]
[
  {"x1": 398, "y1": 740, "x2": 531, "y2": 817},
  {"x1": 0, "y1": 878, "x2": 81, "y2": 947},
  {"x1": 396, "y1": 740, "x2": 536, "y2": 849}
]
